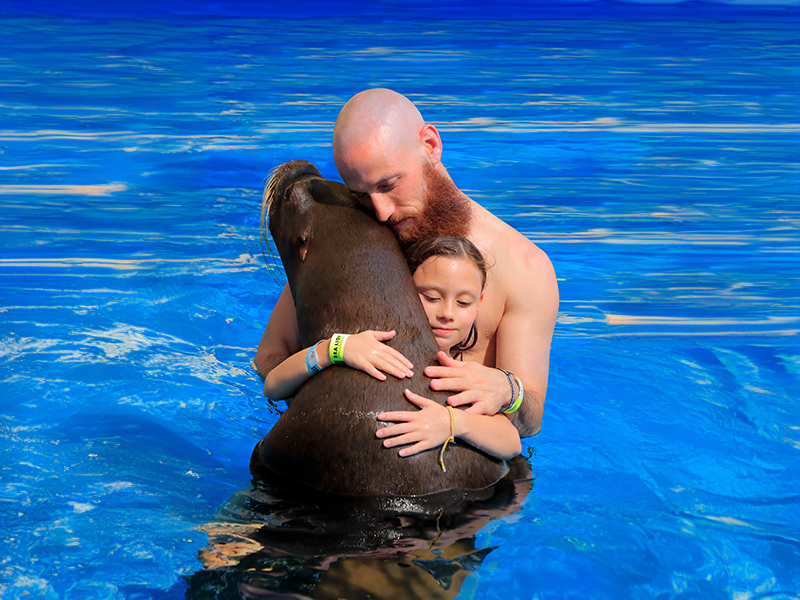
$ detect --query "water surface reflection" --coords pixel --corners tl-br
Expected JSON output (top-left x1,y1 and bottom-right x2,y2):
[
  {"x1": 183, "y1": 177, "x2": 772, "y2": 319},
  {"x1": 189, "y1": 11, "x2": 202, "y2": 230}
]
[{"x1": 187, "y1": 457, "x2": 533, "y2": 599}]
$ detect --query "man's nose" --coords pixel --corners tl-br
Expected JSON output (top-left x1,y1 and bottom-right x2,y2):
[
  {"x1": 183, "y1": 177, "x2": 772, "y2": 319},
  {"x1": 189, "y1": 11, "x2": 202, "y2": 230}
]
[{"x1": 370, "y1": 194, "x2": 394, "y2": 222}]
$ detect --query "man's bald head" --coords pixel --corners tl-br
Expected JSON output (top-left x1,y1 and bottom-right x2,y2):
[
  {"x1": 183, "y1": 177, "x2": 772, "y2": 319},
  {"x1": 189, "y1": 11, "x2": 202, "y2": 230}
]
[
  {"x1": 330, "y1": 89, "x2": 462, "y2": 243},
  {"x1": 333, "y1": 89, "x2": 428, "y2": 175}
]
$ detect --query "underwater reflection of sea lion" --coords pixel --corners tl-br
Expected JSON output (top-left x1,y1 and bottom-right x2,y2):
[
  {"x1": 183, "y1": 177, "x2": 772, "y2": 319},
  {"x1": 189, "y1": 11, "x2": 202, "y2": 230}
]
[
  {"x1": 251, "y1": 159, "x2": 508, "y2": 497},
  {"x1": 187, "y1": 456, "x2": 534, "y2": 599}
]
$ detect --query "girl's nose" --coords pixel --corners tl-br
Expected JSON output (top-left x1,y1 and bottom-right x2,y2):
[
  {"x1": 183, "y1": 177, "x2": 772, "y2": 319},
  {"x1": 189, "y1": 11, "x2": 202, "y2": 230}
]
[{"x1": 438, "y1": 301, "x2": 455, "y2": 322}]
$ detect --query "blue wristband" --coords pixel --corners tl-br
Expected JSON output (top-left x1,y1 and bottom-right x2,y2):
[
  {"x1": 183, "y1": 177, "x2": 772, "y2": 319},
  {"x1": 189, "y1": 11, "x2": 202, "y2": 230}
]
[{"x1": 305, "y1": 341, "x2": 323, "y2": 374}]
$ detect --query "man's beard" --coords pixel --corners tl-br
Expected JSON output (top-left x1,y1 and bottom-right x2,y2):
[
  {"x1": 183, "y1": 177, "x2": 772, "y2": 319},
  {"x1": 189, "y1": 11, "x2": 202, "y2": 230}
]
[{"x1": 396, "y1": 163, "x2": 472, "y2": 247}]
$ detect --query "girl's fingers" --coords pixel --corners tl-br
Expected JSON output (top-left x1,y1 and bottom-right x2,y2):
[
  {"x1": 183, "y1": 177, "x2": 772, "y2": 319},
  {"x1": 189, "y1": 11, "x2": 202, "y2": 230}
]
[
  {"x1": 376, "y1": 416, "x2": 414, "y2": 432},
  {"x1": 364, "y1": 364, "x2": 387, "y2": 381},
  {"x1": 379, "y1": 354, "x2": 413, "y2": 378},
  {"x1": 403, "y1": 388, "x2": 436, "y2": 407},
  {"x1": 398, "y1": 441, "x2": 435, "y2": 457},
  {"x1": 380, "y1": 431, "x2": 423, "y2": 449},
  {"x1": 382, "y1": 347, "x2": 413, "y2": 371},
  {"x1": 371, "y1": 329, "x2": 397, "y2": 341},
  {"x1": 443, "y1": 389, "x2": 482, "y2": 407}
]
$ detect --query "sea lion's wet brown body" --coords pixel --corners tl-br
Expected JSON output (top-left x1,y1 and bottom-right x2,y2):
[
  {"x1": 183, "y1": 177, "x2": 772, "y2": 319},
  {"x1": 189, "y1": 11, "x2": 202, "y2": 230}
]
[{"x1": 251, "y1": 159, "x2": 508, "y2": 497}]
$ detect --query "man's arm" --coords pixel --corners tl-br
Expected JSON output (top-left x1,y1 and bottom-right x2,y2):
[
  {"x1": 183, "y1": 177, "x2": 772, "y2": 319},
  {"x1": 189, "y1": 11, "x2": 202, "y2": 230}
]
[
  {"x1": 253, "y1": 284, "x2": 302, "y2": 380},
  {"x1": 426, "y1": 245, "x2": 559, "y2": 438},
  {"x1": 494, "y1": 257, "x2": 558, "y2": 436}
]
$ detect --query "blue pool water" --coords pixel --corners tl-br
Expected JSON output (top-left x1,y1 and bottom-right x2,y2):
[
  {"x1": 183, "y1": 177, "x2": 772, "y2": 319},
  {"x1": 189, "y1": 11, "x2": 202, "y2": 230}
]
[{"x1": 1, "y1": 1, "x2": 799, "y2": 598}]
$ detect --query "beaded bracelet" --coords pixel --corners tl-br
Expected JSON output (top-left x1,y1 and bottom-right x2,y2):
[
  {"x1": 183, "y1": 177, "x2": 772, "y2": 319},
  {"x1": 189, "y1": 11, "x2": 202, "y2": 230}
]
[
  {"x1": 498, "y1": 368, "x2": 516, "y2": 412},
  {"x1": 499, "y1": 369, "x2": 524, "y2": 414},
  {"x1": 329, "y1": 333, "x2": 350, "y2": 364}
]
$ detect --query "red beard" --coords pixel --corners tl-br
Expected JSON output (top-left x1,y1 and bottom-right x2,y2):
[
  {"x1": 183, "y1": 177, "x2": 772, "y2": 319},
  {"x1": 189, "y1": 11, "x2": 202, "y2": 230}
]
[{"x1": 396, "y1": 163, "x2": 472, "y2": 247}]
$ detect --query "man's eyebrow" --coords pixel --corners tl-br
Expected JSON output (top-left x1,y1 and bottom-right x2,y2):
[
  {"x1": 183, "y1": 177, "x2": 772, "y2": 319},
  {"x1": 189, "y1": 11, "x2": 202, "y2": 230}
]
[
  {"x1": 355, "y1": 174, "x2": 401, "y2": 192},
  {"x1": 347, "y1": 174, "x2": 401, "y2": 197},
  {"x1": 375, "y1": 174, "x2": 400, "y2": 186}
]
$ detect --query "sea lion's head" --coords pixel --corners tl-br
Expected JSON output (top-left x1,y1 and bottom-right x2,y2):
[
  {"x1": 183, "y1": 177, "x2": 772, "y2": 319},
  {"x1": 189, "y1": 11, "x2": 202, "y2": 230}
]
[{"x1": 262, "y1": 159, "x2": 365, "y2": 289}]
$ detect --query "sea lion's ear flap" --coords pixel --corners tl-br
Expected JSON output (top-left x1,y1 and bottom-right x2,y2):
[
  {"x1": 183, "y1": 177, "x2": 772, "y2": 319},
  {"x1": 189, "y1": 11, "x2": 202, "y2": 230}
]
[{"x1": 309, "y1": 178, "x2": 359, "y2": 209}]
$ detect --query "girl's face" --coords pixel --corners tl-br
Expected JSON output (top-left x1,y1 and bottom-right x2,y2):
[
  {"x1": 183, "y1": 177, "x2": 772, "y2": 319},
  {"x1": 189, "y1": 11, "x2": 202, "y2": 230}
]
[{"x1": 412, "y1": 255, "x2": 483, "y2": 353}]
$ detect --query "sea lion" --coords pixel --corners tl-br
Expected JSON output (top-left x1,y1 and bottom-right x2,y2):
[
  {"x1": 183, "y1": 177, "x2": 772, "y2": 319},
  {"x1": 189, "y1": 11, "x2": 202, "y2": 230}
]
[{"x1": 251, "y1": 159, "x2": 508, "y2": 497}]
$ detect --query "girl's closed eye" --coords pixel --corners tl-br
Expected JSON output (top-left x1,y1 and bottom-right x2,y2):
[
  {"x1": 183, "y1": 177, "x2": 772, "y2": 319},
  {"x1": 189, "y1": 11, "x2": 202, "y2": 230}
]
[{"x1": 407, "y1": 238, "x2": 485, "y2": 356}]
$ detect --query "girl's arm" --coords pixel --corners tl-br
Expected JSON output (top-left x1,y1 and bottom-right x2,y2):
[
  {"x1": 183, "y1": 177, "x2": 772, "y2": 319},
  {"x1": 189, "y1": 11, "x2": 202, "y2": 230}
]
[
  {"x1": 263, "y1": 330, "x2": 414, "y2": 400},
  {"x1": 376, "y1": 389, "x2": 521, "y2": 460}
]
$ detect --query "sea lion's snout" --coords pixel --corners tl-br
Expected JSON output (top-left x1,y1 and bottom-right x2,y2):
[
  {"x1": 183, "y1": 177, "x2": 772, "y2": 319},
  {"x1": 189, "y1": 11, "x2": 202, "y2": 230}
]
[
  {"x1": 267, "y1": 161, "x2": 319, "y2": 213},
  {"x1": 273, "y1": 159, "x2": 321, "y2": 188}
]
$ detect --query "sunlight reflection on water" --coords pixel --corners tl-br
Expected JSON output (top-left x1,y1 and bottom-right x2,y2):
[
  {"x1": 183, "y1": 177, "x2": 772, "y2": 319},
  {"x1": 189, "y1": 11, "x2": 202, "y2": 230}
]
[{"x1": 1, "y1": 5, "x2": 798, "y2": 599}]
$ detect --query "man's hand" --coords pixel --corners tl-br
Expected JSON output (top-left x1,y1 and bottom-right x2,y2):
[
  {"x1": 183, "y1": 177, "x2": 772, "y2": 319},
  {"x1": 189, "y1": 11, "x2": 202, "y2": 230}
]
[{"x1": 424, "y1": 351, "x2": 510, "y2": 415}]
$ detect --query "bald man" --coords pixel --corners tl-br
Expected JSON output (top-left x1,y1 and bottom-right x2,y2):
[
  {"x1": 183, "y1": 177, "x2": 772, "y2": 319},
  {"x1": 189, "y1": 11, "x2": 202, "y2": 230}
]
[{"x1": 255, "y1": 89, "x2": 558, "y2": 438}]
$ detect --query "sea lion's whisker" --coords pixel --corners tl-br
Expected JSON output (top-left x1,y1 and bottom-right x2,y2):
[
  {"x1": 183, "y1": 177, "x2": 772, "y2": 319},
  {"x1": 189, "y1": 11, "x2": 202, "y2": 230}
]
[{"x1": 260, "y1": 167, "x2": 284, "y2": 284}]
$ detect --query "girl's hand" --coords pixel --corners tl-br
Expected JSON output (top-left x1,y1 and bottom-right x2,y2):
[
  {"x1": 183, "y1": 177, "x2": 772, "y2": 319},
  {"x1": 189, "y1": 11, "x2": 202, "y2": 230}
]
[
  {"x1": 376, "y1": 389, "x2": 453, "y2": 457},
  {"x1": 342, "y1": 330, "x2": 414, "y2": 381}
]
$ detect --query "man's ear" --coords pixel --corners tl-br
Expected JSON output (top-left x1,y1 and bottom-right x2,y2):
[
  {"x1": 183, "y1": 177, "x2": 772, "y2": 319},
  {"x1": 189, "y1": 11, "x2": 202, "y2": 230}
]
[{"x1": 419, "y1": 123, "x2": 443, "y2": 164}]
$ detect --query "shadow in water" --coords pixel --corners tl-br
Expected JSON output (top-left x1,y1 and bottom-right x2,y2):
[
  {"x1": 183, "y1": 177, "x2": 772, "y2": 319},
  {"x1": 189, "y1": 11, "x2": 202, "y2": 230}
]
[{"x1": 184, "y1": 456, "x2": 533, "y2": 599}]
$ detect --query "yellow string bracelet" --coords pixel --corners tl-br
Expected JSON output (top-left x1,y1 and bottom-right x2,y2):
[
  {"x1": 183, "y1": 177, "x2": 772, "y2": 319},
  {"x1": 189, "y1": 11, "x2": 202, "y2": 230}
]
[{"x1": 438, "y1": 405, "x2": 456, "y2": 472}]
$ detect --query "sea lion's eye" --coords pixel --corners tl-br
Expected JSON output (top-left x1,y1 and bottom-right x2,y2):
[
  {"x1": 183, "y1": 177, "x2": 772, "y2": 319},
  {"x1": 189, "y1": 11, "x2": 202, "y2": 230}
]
[{"x1": 297, "y1": 233, "x2": 308, "y2": 246}]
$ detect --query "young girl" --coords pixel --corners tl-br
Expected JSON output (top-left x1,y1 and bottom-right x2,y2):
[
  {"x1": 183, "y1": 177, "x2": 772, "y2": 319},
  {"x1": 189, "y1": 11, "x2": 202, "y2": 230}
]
[
  {"x1": 376, "y1": 236, "x2": 521, "y2": 461},
  {"x1": 262, "y1": 235, "x2": 521, "y2": 461}
]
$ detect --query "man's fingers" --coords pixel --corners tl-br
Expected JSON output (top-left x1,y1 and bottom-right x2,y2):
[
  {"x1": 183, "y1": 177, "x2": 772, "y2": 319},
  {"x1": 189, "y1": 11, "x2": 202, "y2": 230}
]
[
  {"x1": 428, "y1": 376, "x2": 463, "y2": 392},
  {"x1": 448, "y1": 393, "x2": 498, "y2": 416},
  {"x1": 424, "y1": 366, "x2": 458, "y2": 380},
  {"x1": 446, "y1": 392, "x2": 473, "y2": 407},
  {"x1": 435, "y1": 350, "x2": 459, "y2": 367}
]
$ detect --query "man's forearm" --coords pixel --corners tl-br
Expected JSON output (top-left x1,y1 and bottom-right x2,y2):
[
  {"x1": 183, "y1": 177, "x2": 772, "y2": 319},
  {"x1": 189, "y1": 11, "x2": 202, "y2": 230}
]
[
  {"x1": 253, "y1": 344, "x2": 290, "y2": 381},
  {"x1": 509, "y1": 390, "x2": 543, "y2": 438}
]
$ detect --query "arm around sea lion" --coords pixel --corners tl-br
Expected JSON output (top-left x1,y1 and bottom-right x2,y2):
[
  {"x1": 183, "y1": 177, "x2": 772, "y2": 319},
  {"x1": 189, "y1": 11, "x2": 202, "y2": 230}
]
[
  {"x1": 263, "y1": 329, "x2": 414, "y2": 400},
  {"x1": 257, "y1": 286, "x2": 415, "y2": 400},
  {"x1": 424, "y1": 243, "x2": 559, "y2": 437},
  {"x1": 254, "y1": 285, "x2": 301, "y2": 380},
  {"x1": 377, "y1": 389, "x2": 521, "y2": 461}
]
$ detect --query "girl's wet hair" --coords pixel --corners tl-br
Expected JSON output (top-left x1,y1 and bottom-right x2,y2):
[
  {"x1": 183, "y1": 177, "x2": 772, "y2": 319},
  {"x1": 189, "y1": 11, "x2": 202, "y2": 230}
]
[
  {"x1": 404, "y1": 235, "x2": 487, "y2": 359},
  {"x1": 405, "y1": 235, "x2": 487, "y2": 287}
]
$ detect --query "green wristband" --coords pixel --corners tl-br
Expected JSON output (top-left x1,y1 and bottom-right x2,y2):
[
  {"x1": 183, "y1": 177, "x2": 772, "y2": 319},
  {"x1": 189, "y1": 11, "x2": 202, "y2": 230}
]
[
  {"x1": 499, "y1": 369, "x2": 524, "y2": 414},
  {"x1": 502, "y1": 393, "x2": 523, "y2": 414},
  {"x1": 329, "y1": 333, "x2": 350, "y2": 364}
]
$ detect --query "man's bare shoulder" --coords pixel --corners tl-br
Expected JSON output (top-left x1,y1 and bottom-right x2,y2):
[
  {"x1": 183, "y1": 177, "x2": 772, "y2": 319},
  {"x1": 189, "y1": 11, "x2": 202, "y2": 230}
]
[{"x1": 470, "y1": 202, "x2": 556, "y2": 291}]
